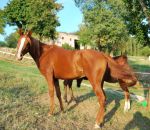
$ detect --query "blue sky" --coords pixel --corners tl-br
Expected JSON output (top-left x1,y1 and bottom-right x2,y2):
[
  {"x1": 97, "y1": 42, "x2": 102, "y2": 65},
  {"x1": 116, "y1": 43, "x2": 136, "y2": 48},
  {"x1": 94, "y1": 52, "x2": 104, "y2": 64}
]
[{"x1": 0, "y1": 0, "x2": 83, "y2": 41}]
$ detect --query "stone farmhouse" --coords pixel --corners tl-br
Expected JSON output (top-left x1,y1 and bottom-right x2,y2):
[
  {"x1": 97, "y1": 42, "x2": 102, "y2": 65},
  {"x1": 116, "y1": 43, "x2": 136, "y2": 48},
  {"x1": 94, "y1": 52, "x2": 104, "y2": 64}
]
[{"x1": 54, "y1": 32, "x2": 80, "y2": 49}]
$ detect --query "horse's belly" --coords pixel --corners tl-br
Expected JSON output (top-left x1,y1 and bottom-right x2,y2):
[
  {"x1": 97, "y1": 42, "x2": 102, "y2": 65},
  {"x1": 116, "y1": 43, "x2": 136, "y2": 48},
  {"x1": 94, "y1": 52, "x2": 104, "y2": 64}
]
[
  {"x1": 54, "y1": 70, "x2": 84, "y2": 79},
  {"x1": 54, "y1": 64, "x2": 84, "y2": 79},
  {"x1": 53, "y1": 51, "x2": 84, "y2": 79}
]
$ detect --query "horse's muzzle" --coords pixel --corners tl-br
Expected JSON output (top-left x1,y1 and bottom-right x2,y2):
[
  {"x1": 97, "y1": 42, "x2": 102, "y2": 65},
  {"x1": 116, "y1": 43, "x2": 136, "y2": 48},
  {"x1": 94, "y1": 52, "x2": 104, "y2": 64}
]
[{"x1": 16, "y1": 53, "x2": 23, "y2": 60}]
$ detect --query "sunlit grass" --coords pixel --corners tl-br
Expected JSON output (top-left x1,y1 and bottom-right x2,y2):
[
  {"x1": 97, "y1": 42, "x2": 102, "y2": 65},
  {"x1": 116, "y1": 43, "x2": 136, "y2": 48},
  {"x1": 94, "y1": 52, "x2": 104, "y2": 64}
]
[{"x1": 0, "y1": 57, "x2": 150, "y2": 130}]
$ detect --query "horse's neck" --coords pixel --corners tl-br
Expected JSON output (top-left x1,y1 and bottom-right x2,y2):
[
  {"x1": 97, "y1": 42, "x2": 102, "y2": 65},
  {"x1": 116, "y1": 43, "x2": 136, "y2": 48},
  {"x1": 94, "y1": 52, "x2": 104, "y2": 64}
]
[{"x1": 29, "y1": 37, "x2": 49, "y2": 66}]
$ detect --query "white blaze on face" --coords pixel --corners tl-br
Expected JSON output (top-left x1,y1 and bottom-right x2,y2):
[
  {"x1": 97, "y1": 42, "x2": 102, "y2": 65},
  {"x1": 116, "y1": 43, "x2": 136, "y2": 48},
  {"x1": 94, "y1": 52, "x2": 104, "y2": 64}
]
[{"x1": 17, "y1": 37, "x2": 26, "y2": 60}]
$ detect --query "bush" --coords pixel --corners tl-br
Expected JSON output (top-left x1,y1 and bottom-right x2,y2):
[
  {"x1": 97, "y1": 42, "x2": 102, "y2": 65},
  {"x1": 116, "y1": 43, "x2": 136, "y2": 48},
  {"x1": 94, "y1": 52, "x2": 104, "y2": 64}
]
[
  {"x1": 0, "y1": 41, "x2": 7, "y2": 47},
  {"x1": 139, "y1": 46, "x2": 150, "y2": 57},
  {"x1": 5, "y1": 32, "x2": 19, "y2": 48},
  {"x1": 62, "y1": 43, "x2": 74, "y2": 50}
]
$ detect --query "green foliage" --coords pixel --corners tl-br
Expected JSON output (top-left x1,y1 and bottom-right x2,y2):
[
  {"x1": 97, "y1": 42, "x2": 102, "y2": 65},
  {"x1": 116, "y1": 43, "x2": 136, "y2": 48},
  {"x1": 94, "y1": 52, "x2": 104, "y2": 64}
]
[
  {"x1": 3, "y1": 0, "x2": 62, "y2": 39},
  {"x1": 62, "y1": 43, "x2": 74, "y2": 50},
  {"x1": 75, "y1": 0, "x2": 150, "y2": 54},
  {"x1": 139, "y1": 46, "x2": 150, "y2": 56},
  {"x1": 5, "y1": 32, "x2": 19, "y2": 48},
  {"x1": 77, "y1": 0, "x2": 129, "y2": 53},
  {"x1": 0, "y1": 41, "x2": 7, "y2": 47},
  {"x1": 77, "y1": 24, "x2": 93, "y2": 48},
  {"x1": 126, "y1": 37, "x2": 141, "y2": 56},
  {"x1": 0, "y1": 9, "x2": 5, "y2": 34},
  {"x1": 123, "y1": 0, "x2": 150, "y2": 46}
]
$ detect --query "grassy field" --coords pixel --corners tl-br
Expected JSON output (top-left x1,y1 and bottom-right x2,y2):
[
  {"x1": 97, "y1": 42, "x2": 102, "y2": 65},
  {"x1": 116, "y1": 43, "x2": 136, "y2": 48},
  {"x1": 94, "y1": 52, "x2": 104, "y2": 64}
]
[{"x1": 0, "y1": 55, "x2": 150, "y2": 130}]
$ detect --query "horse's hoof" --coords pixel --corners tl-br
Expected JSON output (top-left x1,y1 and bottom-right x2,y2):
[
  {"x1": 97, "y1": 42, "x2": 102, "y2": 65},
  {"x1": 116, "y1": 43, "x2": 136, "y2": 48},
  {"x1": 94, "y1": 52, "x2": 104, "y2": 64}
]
[
  {"x1": 73, "y1": 98, "x2": 77, "y2": 103},
  {"x1": 48, "y1": 112, "x2": 53, "y2": 117},
  {"x1": 64, "y1": 100, "x2": 68, "y2": 103},
  {"x1": 94, "y1": 124, "x2": 100, "y2": 129},
  {"x1": 124, "y1": 100, "x2": 130, "y2": 112},
  {"x1": 61, "y1": 110, "x2": 65, "y2": 113},
  {"x1": 94, "y1": 123, "x2": 103, "y2": 129},
  {"x1": 69, "y1": 99, "x2": 77, "y2": 104}
]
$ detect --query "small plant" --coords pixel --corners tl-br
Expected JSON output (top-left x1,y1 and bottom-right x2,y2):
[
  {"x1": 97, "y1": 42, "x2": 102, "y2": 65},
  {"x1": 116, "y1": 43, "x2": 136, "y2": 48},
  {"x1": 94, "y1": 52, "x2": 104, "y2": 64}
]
[
  {"x1": 62, "y1": 43, "x2": 74, "y2": 50},
  {"x1": 139, "y1": 46, "x2": 150, "y2": 57}
]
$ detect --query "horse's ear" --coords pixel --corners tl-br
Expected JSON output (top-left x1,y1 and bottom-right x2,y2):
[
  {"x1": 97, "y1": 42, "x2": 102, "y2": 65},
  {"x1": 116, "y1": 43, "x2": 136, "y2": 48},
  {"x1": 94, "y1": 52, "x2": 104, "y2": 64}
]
[
  {"x1": 122, "y1": 55, "x2": 128, "y2": 61},
  {"x1": 27, "y1": 30, "x2": 32, "y2": 37},
  {"x1": 18, "y1": 28, "x2": 23, "y2": 36}
]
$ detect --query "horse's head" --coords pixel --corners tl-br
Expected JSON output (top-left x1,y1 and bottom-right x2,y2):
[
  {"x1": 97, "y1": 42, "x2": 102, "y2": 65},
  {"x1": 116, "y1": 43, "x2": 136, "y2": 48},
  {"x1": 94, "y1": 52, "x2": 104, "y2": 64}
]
[
  {"x1": 113, "y1": 55, "x2": 140, "y2": 87},
  {"x1": 16, "y1": 29, "x2": 32, "y2": 60}
]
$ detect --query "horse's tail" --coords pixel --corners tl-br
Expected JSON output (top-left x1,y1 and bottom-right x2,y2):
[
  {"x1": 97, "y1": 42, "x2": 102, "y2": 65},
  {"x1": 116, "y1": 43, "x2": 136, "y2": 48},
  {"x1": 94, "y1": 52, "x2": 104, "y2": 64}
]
[{"x1": 103, "y1": 54, "x2": 135, "y2": 80}]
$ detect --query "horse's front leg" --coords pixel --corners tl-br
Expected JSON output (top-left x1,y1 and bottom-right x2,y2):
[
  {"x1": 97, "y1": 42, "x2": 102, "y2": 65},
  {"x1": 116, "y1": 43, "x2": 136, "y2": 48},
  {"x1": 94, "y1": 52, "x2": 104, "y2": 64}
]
[
  {"x1": 54, "y1": 79, "x2": 64, "y2": 112},
  {"x1": 124, "y1": 88, "x2": 130, "y2": 112},
  {"x1": 120, "y1": 83, "x2": 130, "y2": 112},
  {"x1": 45, "y1": 74, "x2": 55, "y2": 116}
]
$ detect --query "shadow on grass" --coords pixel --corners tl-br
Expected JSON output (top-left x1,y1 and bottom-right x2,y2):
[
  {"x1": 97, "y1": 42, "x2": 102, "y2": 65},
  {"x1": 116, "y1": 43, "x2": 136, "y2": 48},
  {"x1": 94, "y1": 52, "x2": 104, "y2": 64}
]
[
  {"x1": 104, "y1": 91, "x2": 124, "y2": 124},
  {"x1": 0, "y1": 85, "x2": 34, "y2": 100},
  {"x1": 67, "y1": 90, "x2": 95, "y2": 112},
  {"x1": 130, "y1": 60, "x2": 150, "y2": 100},
  {"x1": 67, "y1": 89, "x2": 125, "y2": 124},
  {"x1": 124, "y1": 111, "x2": 150, "y2": 130}
]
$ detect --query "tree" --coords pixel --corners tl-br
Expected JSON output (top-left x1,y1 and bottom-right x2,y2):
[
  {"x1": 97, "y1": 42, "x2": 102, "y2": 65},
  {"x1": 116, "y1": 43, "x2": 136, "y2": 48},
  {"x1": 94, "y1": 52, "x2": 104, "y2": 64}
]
[
  {"x1": 139, "y1": 46, "x2": 150, "y2": 56},
  {"x1": 0, "y1": 41, "x2": 7, "y2": 47},
  {"x1": 125, "y1": 36, "x2": 142, "y2": 56},
  {"x1": 5, "y1": 32, "x2": 19, "y2": 48},
  {"x1": 3, "y1": 0, "x2": 62, "y2": 39},
  {"x1": 75, "y1": 0, "x2": 150, "y2": 47},
  {"x1": 0, "y1": 9, "x2": 5, "y2": 34},
  {"x1": 76, "y1": 0, "x2": 129, "y2": 54},
  {"x1": 77, "y1": 24, "x2": 94, "y2": 48},
  {"x1": 122, "y1": 0, "x2": 150, "y2": 46}
]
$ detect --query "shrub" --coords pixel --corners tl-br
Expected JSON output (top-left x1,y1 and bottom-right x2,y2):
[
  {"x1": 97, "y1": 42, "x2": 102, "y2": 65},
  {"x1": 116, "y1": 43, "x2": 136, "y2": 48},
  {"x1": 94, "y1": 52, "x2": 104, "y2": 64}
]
[
  {"x1": 0, "y1": 41, "x2": 7, "y2": 47},
  {"x1": 62, "y1": 43, "x2": 74, "y2": 50},
  {"x1": 139, "y1": 46, "x2": 150, "y2": 57}
]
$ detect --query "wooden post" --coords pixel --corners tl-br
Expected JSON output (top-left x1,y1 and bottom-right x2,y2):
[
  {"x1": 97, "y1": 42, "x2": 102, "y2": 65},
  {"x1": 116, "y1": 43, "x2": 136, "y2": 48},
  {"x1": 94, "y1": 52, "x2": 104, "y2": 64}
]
[{"x1": 147, "y1": 88, "x2": 150, "y2": 110}]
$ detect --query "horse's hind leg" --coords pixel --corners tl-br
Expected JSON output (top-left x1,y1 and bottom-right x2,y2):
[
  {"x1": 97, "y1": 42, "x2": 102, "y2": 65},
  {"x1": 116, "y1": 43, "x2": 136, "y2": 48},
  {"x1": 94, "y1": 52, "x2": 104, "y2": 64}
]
[
  {"x1": 63, "y1": 80, "x2": 68, "y2": 103},
  {"x1": 82, "y1": 54, "x2": 107, "y2": 128},
  {"x1": 68, "y1": 80, "x2": 76, "y2": 103},
  {"x1": 87, "y1": 74, "x2": 106, "y2": 128},
  {"x1": 93, "y1": 81, "x2": 106, "y2": 128},
  {"x1": 54, "y1": 79, "x2": 64, "y2": 112},
  {"x1": 63, "y1": 80, "x2": 74, "y2": 104}
]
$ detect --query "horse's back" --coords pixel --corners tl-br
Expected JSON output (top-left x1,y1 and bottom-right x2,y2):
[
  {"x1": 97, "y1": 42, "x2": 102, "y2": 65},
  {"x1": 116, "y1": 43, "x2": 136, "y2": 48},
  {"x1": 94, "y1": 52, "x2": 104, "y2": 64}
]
[{"x1": 43, "y1": 46, "x2": 108, "y2": 80}]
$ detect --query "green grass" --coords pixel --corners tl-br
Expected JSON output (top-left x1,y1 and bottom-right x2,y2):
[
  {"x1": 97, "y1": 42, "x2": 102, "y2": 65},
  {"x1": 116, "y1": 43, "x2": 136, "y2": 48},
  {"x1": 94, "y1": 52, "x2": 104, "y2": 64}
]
[
  {"x1": 0, "y1": 60, "x2": 40, "y2": 77},
  {"x1": 0, "y1": 57, "x2": 150, "y2": 130},
  {"x1": 128, "y1": 56, "x2": 150, "y2": 72}
]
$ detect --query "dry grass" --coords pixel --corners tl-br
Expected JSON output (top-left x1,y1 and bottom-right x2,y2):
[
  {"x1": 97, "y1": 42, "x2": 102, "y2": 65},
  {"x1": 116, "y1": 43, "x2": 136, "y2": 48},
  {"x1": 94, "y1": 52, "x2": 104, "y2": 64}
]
[{"x1": 0, "y1": 55, "x2": 150, "y2": 130}]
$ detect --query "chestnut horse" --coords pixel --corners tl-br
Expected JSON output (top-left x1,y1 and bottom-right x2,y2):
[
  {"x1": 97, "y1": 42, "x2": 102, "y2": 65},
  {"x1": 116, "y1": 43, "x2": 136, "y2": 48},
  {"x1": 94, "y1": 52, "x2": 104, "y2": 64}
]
[
  {"x1": 16, "y1": 30, "x2": 137, "y2": 128},
  {"x1": 63, "y1": 55, "x2": 138, "y2": 112}
]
